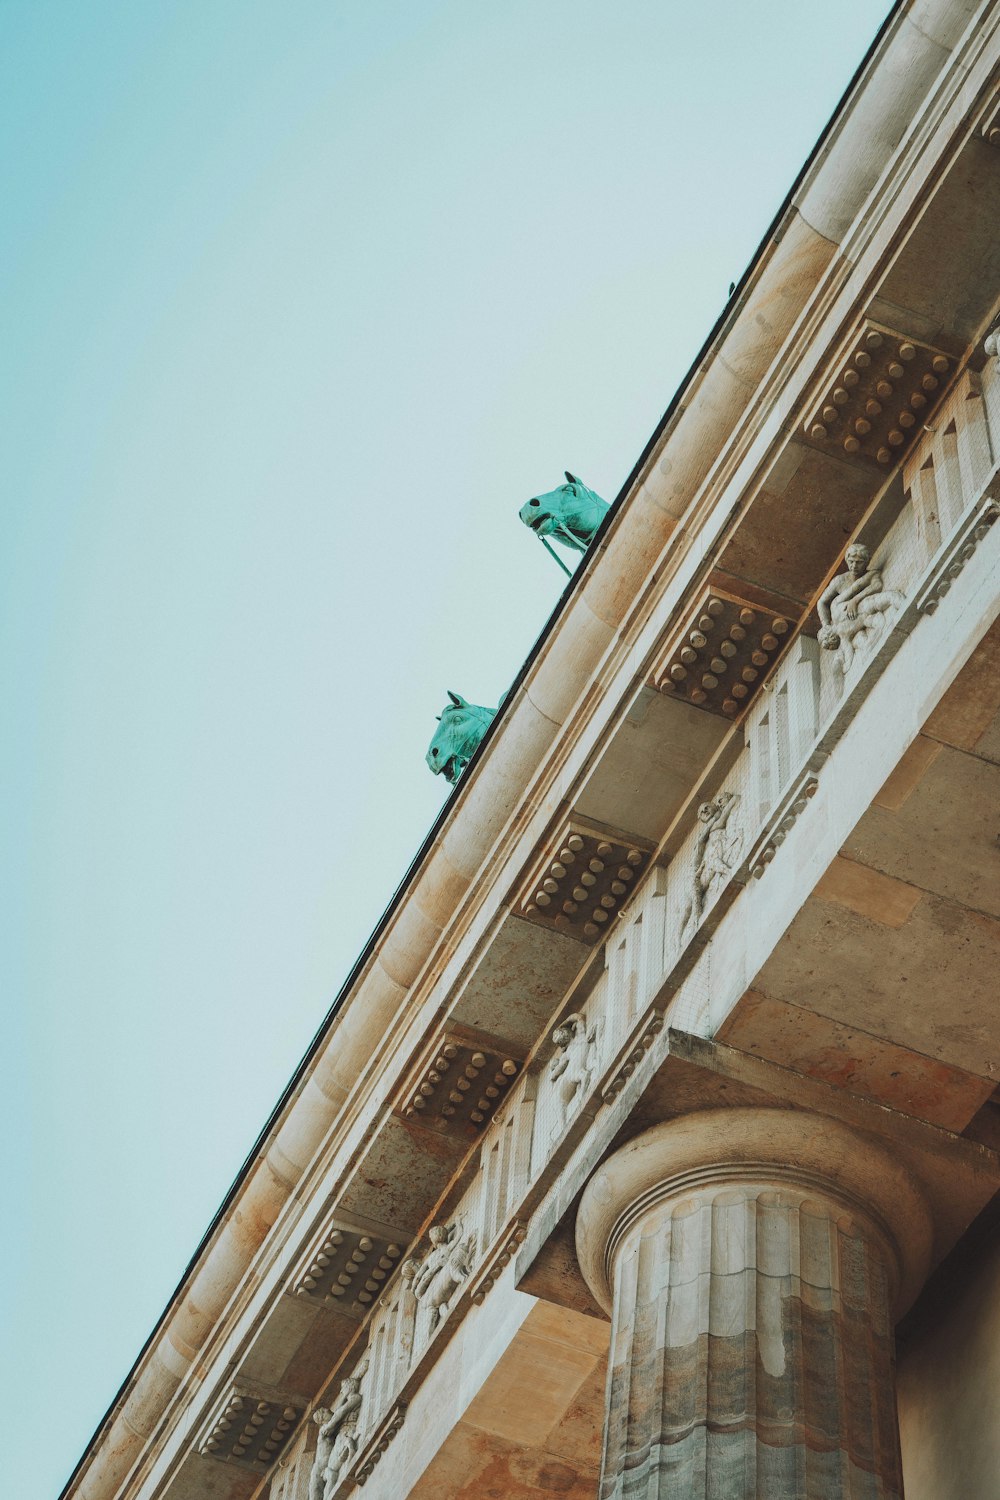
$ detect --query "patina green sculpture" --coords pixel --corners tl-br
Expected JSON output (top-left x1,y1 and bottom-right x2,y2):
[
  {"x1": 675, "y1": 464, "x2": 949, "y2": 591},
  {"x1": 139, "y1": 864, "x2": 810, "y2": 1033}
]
[
  {"x1": 519, "y1": 472, "x2": 610, "y2": 574},
  {"x1": 426, "y1": 692, "x2": 497, "y2": 785}
]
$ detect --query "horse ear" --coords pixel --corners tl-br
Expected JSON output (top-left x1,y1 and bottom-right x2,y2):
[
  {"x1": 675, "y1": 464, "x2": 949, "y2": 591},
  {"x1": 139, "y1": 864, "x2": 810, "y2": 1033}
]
[
  {"x1": 564, "y1": 470, "x2": 578, "y2": 485},
  {"x1": 448, "y1": 690, "x2": 466, "y2": 708}
]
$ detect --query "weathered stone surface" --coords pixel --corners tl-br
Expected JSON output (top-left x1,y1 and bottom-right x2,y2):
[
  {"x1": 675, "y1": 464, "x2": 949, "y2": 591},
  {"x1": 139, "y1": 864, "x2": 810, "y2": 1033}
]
[
  {"x1": 814, "y1": 855, "x2": 923, "y2": 929},
  {"x1": 576, "y1": 1111, "x2": 932, "y2": 1499},
  {"x1": 717, "y1": 992, "x2": 995, "y2": 1130},
  {"x1": 651, "y1": 588, "x2": 792, "y2": 718},
  {"x1": 59, "y1": 12, "x2": 1000, "y2": 1500}
]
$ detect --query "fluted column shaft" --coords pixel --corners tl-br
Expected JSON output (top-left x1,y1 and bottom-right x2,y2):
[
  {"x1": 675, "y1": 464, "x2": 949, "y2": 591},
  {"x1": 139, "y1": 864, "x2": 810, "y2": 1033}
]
[{"x1": 576, "y1": 1111, "x2": 932, "y2": 1500}]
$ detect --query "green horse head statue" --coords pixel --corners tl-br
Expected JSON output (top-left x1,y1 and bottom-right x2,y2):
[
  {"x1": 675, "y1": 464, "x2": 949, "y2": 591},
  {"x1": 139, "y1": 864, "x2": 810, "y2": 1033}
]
[
  {"x1": 426, "y1": 692, "x2": 497, "y2": 785},
  {"x1": 519, "y1": 472, "x2": 609, "y2": 571}
]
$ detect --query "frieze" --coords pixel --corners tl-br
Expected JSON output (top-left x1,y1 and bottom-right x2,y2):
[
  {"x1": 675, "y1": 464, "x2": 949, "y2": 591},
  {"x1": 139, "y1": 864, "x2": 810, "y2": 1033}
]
[
  {"x1": 545, "y1": 1011, "x2": 601, "y2": 1141},
  {"x1": 802, "y1": 320, "x2": 953, "y2": 468},
  {"x1": 352, "y1": 1404, "x2": 408, "y2": 1486},
  {"x1": 299, "y1": 437, "x2": 997, "y2": 1475},
  {"x1": 652, "y1": 589, "x2": 791, "y2": 718},
  {"x1": 748, "y1": 774, "x2": 820, "y2": 880},
  {"x1": 470, "y1": 1221, "x2": 528, "y2": 1304},
  {"x1": 601, "y1": 1009, "x2": 665, "y2": 1103},
  {"x1": 818, "y1": 542, "x2": 903, "y2": 680},
  {"x1": 915, "y1": 495, "x2": 999, "y2": 614},
  {"x1": 516, "y1": 821, "x2": 653, "y2": 944},
  {"x1": 403, "y1": 1218, "x2": 477, "y2": 1325},
  {"x1": 309, "y1": 1368, "x2": 366, "y2": 1500},
  {"x1": 680, "y1": 789, "x2": 743, "y2": 938}
]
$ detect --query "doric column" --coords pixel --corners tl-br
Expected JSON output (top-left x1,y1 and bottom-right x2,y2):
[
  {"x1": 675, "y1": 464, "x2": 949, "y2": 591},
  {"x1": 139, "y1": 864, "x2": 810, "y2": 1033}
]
[{"x1": 576, "y1": 1109, "x2": 932, "y2": 1500}]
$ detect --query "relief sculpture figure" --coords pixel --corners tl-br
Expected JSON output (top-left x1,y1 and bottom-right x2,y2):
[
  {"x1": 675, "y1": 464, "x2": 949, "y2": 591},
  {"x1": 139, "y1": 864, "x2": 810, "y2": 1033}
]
[
  {"x1": 817, "y1": 543, "x2": 903, "y2": 677},
  {"x1": 681, "y1": 791, "x2": 742, "y2": 938},
  {"x1": 308, "y1": 1366, "x2": 366, "y2": 1500},
  {"x1": 410, "y1": 1221, "x2": 477, "y2": 1323},
  {"x1": 319, "y1": 1421, "x2": 359, "y2": 1498},
  {"x1": 548, "y1": 1012, "x2": 599, "y2": 1135}
]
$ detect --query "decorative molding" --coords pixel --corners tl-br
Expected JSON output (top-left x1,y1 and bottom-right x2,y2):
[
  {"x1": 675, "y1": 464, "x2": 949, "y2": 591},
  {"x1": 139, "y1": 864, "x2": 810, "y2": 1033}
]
[
  {"x1": 601, "y1": 1009, "x2": 665, "y2": 1103},
  {"x1": 397, "y1": 1029, "x2": 522, "y2": 1130},
  {"x1": 470, "y1": 1221, "x2": 528, "y2": 1304},
  {"x1": 516, "y1": 821, "x2": 653, "y2": 944},
  {"x1": 652, "y1": 589, "x2": 791, "y2": 717},
  {"x1": 803, "y1": 320, "x2": 953, "y2": 467},
  {"x1": 291, "y1": 1215, "x2": 404, "y2": 1312},
  {"x1": 916, "y1": 496, "x2": 999, "y2": 614},
  {"x1": 198, "y1": 1387, "x2": 303, "y2": 1469},
  {"x1": 352, "y1": 1403, "x2": 407, "y2": 1486},
  {"x1": 748, "y1": 774, "x2": 820, "y2": 880},
  {"x1": 981, "y1": 97, "x2": 1000, "y2": 147}
]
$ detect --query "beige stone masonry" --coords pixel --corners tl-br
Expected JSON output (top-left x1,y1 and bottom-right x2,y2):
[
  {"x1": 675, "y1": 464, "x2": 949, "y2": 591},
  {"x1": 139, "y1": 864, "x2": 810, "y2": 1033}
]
[
  {"x1": 62, "y1": 9, "x2": 1000, "y2": 1500},
  {"x1": 577, "y1": 1110, "x2": 932, "y2": 1498}
]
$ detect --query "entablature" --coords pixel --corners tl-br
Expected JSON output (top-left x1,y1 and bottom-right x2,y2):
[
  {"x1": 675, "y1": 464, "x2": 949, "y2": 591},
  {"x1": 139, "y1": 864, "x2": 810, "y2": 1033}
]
[{"x1": 66, "y1": 12, "x2": 1000, "y2": 1500}]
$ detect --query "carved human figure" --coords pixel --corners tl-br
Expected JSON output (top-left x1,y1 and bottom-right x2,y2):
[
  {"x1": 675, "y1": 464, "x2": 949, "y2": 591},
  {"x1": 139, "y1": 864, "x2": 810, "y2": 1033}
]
[
  {"x1": 547, "y1": 1012, "x2": 599, "y2": 1133},
  {"x1": 681, "y1": 790, "x2": 742, "y2": 937},
  {"x1": 985, "y1": 322, "x2": 999, "y2": 361},
  {"x1": 322, "y1": 1420, "x2": 359, "y2": 1495},
  {"x1": 817, "y1": 543, "x2": 903, "y2": 676},
  {"x1": 411, "y1": 1221, "x2": 476, "y2": 1322},
  {"x1": 308, "y1": 1368, "x2": 366, "y2": 1500},
  {"x1": 308, "y1": 1408, "x2": 335, "y2": 1500}
]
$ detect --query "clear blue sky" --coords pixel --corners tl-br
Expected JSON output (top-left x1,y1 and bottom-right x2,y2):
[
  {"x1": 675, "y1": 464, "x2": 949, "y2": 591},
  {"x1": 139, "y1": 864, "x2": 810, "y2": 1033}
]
[{"x1": 1, "y1": 3, "x2": 890, "y2": 1495}]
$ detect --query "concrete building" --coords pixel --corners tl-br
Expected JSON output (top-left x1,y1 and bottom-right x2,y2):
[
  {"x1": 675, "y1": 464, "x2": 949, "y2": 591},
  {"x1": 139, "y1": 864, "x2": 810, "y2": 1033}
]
[{"x1": 63, "y1": 2, "x2": 1000, "y2": 1497}]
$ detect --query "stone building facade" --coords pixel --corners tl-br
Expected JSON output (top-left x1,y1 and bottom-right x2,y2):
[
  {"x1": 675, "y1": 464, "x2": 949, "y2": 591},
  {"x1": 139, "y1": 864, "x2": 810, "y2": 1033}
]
[{"x1": 64, "y1": 2, "x2": 1000, "y2": 1497}]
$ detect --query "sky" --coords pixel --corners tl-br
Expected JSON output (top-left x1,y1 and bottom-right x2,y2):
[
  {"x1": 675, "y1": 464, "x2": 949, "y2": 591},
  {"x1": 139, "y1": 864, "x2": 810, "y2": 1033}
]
[{"x1": 0, "y1": 2, "x2": 891, "y2": 1495}]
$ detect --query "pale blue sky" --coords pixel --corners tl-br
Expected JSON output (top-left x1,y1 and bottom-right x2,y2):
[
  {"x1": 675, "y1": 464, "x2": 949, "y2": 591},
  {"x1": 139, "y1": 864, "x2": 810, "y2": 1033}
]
[{"x1": 1, "y1": 3, "x2": 890, "y2": 1495}]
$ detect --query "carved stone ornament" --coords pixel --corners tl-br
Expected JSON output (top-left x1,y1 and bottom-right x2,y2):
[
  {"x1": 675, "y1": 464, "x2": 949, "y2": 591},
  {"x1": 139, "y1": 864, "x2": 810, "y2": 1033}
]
[
  {"x1": 353, "y1": 1403, "x2": 408, "y2": 1486},
  {"x1": 308, "y1": 1365, "x2": 367, "y2": 1500},
  {"x1": 396, "y1": 1029, "x2": 522, "y2": 1131},
  {"x1": 680, "y1": 790, "x2": 743, "y2": 936},
  {"x1": 748, "y1": 773, "x2": 820, "y2": 880},
  {"x1": 803, "y1": 320, "x2": 953, "y2": 467},
  {"x1": 817, "y1": 542, "x2": 903, "y2": 677},
  {"x1": 408, "y1": 1220, "x2": 477, "y2": 1323},
  {"x1": 291, "y1": 1215, "x2": 404, "y2": 1312},
  {"x1": 516, "y1": 821, "x2": 653, "y2": 944},
  {"x1": 312, "y1": 1420, "x2": 358, "y2": 1500},
  {"x1": 601, "y1": 1008, "x2": 665, "y2": 1103},
  {"x1": 548, "y1": 1011, "x2": 601, "y2": 1135},
  {"x1": 198, "y1": 1387, "x2": 304, "y2": 1470},
  {"x1": 916, "y1": 496, "x2": 999, "y2": 614},
  {"x1": 470, "y1": 1222, "x2": 528, "y2": 1304},
  {"x1": 653, "y1": 589, "x2": 791, "y2": 717}
]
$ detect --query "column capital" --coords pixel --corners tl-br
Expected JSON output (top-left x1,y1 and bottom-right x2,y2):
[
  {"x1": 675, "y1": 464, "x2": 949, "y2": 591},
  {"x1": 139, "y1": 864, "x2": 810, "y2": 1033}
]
[{"x1": 576, "y1": 1107, "x2": 933, "y2": 1317}]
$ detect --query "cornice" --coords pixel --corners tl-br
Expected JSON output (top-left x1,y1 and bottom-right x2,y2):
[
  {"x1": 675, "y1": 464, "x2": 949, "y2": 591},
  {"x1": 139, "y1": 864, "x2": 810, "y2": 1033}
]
[{"x1": 64, "y1": 7, "x2": 1000, "y2": 1497}]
